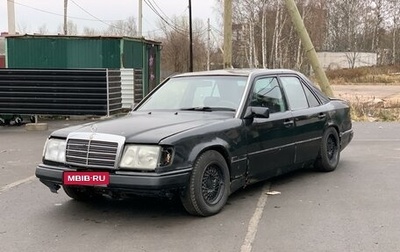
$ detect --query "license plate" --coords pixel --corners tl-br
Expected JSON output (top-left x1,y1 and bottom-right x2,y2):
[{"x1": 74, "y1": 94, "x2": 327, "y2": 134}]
[{"x1": 63, "y1": 171, "x2": 110, "y2": 186}]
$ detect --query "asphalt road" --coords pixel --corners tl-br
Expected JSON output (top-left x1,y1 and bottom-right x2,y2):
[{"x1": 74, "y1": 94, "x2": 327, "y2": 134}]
[{"x1": 1, "y1": 121, "x2": 400, "y2": 252}]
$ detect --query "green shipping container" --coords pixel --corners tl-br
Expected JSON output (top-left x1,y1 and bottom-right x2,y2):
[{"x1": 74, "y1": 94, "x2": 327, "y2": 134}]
[{"x1": 5, "y1": 35, "x2": 161, "y2": 94}]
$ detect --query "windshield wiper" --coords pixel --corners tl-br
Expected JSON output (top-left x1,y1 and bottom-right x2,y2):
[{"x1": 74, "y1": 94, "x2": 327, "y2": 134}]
[
  {"x1": 180, "y1": 107, "x2": 236, "y2": 112},
  {"x1": 180, "y1": 106, "x2": 213, "y2": 111}
]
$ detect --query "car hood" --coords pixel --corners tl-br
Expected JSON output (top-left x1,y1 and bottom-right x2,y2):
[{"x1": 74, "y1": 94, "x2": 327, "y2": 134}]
[{"x1": 51, "y1": 111, "x2": 234, "y2": 143}]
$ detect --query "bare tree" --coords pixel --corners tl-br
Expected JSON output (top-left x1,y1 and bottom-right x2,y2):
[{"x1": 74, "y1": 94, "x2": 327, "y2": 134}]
[
  {"x1": 270, "y1": 1, "x2": 288, "y2": 68},
  {"x1": 82, "y1": 27, "x2": 100, "y2": 36},
  {"x1": 261, "y1": 0, "x2": 268, "y2": 68},
  {"x1": 294, "y1": 1, "x2": 307, "y2": 70},
  {"x1": 326, "y1": 0, "x2": 365, "y2": 52},
  {"x1": 370, "y1": 0, "x2": 386, "y2": 52},
  {"x1": 37, "y1": 24, "x2": 49, "y2": 35},
  {"x1": 156, "y1": 0, "x2": 400, "y2": 71},
  {"x1": 345, "y1": 51, "x2": 360, "y2": 69},
  {"x1": 231, "y1": 0, "x2": 267, "y2": 68},
  {"x1": 67, "y1": 21, "x2": 78, "y2": 35},
  {"x1": 388, "y1": 0, "x2": 400, "y2": 64},
  {"x1": 17, "y1": 23, "x2": 29, "y2": 34},
  {"x1": 104, "y1": 17, "x2": 137, "y2": 37},
  {"x1": 157, "y1": 16, "x2": 208, "y2": 73},
  {"x1": 58, "y1": 21, "x2": 78, "y2": 35}
]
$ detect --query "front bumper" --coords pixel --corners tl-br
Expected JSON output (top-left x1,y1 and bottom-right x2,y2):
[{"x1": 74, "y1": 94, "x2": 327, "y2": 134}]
[{"x1": 35, "y1": 164, "x2": 191, "y2": 196}]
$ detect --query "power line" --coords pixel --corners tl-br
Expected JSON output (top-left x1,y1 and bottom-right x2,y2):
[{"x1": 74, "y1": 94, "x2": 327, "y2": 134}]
[
  {"x1": 69, "y1": 0, "x2": 135, "y2": 34},
  {"x1": 144, "y1": 0, "x2": 172, "y2": 25},
  {"x1": 143, "y1": 16, "x2": 163, "y2": 33},
  {"x1": 143, "y1": 0, "x2": 187, "y2": 35},
  {"x1": 12, "y1": 0, "x2": 206, "y2": 37},
  {"x1": 148, "y1": 0, "x2": 171, "y2": 22},
  {"x1": 210, "y1": 25, "x2": 223, "y2": 36},
  {"x1": 12, "y1": 0, "x2": 122, "y2": 22},
  {"x1": 143, "y1": 0, "x2": 208, "y2": 37},
  {"x1": 149, "y1": 0, "x2": 189, "y2": 23},
  {"x1": 70, "y1": 0, "x2": 113, "y2": 27}
]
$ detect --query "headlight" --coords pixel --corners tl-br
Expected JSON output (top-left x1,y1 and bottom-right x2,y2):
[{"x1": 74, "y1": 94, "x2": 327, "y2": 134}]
[
  {"x1": 43, "y1": 138, "x2": 66, "y2": 163},
  {"x1": 119, "y1": 145, "x2": 161, "y2": 170}
]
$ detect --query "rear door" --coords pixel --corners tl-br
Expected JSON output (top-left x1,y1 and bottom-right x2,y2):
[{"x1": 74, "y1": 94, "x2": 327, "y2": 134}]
[{"x1": 279, "y1": 75, "x2": 327, "y2": 164}]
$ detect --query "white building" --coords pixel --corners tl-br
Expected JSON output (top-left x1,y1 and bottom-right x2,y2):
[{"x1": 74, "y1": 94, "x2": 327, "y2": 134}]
[{"x1": 317, "y1": 52, "x2": 377, "y2": 70}]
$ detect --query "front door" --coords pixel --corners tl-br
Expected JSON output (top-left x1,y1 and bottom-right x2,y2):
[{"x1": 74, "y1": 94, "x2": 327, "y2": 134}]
[{"x1": 245, "y1": 76, "x2": 295, "y2": 183}]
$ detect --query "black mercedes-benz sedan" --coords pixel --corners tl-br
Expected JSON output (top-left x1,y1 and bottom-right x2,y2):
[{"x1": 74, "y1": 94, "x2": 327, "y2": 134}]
[{"x1": 36, "y1": 69, "x2": 353, "y2": 216}]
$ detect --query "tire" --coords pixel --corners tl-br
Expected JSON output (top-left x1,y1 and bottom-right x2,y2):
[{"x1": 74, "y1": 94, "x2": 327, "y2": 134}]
[
  {"x1": 181, "y1": 150, "x2": 230, "y2": 216},
  {"x1": 314, "y1": 127, "x2": 340, "y2": 172},
  {"x1": 12, "y1": 116, "x2": 23, "y2": 126},
  {"x1": 63, "y1": 186, "x2": 101, "y2": 201}
]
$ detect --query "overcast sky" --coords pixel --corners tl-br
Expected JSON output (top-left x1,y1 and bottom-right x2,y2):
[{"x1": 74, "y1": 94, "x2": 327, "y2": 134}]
[{"x1": 1, "y1": 0, "x2": 219, "y2": 36}]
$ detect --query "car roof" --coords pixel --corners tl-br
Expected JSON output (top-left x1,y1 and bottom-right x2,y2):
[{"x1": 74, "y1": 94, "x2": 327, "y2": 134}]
[{"x1": 171, "y1": 68, "x2": 300, "y2": 78}]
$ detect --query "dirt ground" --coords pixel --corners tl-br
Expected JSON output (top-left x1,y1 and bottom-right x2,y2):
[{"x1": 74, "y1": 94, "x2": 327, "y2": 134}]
[
  {"x1": 331, "y1": 84, "x2": 400, "y2": 121},
  {"x1": 332, "y1": 84, "x2": 400, "y2": 104}
]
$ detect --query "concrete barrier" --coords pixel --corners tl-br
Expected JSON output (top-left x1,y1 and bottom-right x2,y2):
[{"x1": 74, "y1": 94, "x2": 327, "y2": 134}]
[{"x1": 25, "y1": 123, "x2": 48, "y2": 131}]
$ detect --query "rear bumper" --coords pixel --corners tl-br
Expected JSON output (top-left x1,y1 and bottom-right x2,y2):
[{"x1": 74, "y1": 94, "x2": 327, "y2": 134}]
[
  {"x1": 340, "y1": 129, "x2": 354, "y2": 151},
  {"x1": 35, "y1": 164, "x2": 191, "y2": 196}
]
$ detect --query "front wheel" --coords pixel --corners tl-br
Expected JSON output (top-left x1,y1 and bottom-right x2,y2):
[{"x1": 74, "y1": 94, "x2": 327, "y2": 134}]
[
  {"x1": 181, "y1": 150, "x2": 230, "y2": 216},
  {"x1": 314, "y1": 127, "x2": 340, "y2": 172}
]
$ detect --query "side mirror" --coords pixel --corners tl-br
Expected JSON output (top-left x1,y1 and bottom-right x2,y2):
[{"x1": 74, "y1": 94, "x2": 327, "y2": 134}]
[{"x1": 244, "y1": 106, "x2": 270, "y2": 119}]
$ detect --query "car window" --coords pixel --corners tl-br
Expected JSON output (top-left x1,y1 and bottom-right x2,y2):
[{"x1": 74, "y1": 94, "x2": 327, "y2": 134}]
[
  {"x1": 303, "y1": 84, "x2": 320, "y2": 107},
  {"x1": 250, "y1": 77, "x2": 286, "y2": 113},
  {"x1": 299, "y1": 73, "x2": 331, "y2": 103},
  {"x1": 280, "y1": 76, "x2": 309, "y2": 110},
  {"x1": 137, "y1": 76, "x2": 247, "y2": 111},
  {"x1": 191, "y1": 82, "x2": 219, "y2": 107},
  {"x1": 139, "y1": 79, "x2": 187, "y2": 109}
]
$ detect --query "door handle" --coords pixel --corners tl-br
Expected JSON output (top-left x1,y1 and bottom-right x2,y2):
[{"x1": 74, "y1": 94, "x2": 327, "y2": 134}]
[
  {"x1": 318, "y1": 113, "x2": 326, "y2": 119},
  {"x1": 283, "y1": 119, "x2": 294, "y2": 127}
]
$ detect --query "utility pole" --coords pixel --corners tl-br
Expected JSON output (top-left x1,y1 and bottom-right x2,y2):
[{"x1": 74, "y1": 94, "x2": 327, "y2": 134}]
[
  {"x1": 7, "y1": 0, "x2": 16, "y2": 34},
  {"x1": 64, "y1": 0, "x2": 68, "y2": 35},
  {"x1": 223, "y1": 0, "x2": 232, "y2": 69},
  {"x1": 138, "y1": 0, "x2": 142, "y2": 37},
  {"x1": 207, "y1": 18, "x2": 210, "y2": 70},
  {"x1": 284, "y1": 0, "x2": 334, "y2": 97},
  {"x1": 188, "y1": 0, "x2": 193, "y2": 72}
]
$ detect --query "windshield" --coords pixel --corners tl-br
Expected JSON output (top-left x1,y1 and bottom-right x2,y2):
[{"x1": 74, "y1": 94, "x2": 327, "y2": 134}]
[{"x1": 137, "y1": 76, "x2": 248, "y2": 111}]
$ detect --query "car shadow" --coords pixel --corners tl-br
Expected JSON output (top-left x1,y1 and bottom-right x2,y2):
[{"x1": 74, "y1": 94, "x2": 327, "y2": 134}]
[
  {"x1": 48, "y1": 163, "x2": 350, "y2": 223},
  {"x1": 59, "y1": 194, "x2": 187, "y2": 217},
  {"x1": 227, "y1": 161, "x2": 350, "y2": 202}
]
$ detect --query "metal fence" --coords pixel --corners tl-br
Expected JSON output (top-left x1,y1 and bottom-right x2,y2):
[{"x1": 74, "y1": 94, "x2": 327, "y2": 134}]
[{"x1": 0, "y1": 68, "x2": 122, "y2": 116}]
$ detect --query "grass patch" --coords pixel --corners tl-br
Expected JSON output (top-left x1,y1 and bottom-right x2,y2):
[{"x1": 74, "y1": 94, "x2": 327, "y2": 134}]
[
  {"x1": 321, "y1": 65, "x2": 400, "y2": 121},
  {"x1": 326, "y1": 65, "x2": 400, "y2": 84},
  {"x1": 349, "y1": 98, "x2": 400, "y2": 122}
]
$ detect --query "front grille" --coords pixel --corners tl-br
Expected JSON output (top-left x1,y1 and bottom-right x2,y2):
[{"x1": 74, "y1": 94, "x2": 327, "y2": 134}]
[{"x1": 66, "y1": 139, "x2": 119, "y2": 169}]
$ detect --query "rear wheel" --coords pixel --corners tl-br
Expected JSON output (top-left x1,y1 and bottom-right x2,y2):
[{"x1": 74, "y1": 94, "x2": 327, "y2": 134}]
[
  {"x1": 315, "y1": 127, "x2": 340, "y2": 172},
  {"x1": 181, "y1": 150, "x2": 230, "y2": 216},
  {"x1": 63, "y1": 186, "x2": 102, "y2": 201}
]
